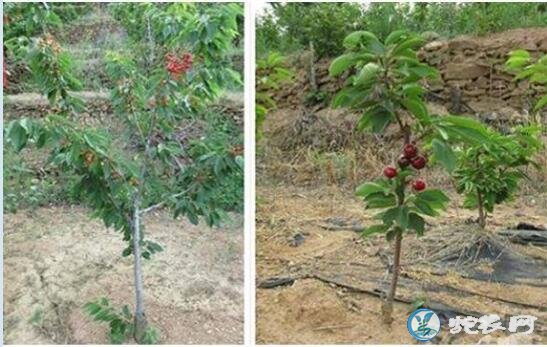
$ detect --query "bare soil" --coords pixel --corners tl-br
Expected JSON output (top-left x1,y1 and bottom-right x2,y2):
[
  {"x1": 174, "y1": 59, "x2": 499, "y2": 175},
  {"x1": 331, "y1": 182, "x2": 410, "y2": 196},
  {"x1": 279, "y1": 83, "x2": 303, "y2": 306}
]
[
  {"x1": 256, "y1": 184, "x2": 547, "y2": 344},
  {"x1": 3, "y1": 206, "x2": 243, "y2": 344}
]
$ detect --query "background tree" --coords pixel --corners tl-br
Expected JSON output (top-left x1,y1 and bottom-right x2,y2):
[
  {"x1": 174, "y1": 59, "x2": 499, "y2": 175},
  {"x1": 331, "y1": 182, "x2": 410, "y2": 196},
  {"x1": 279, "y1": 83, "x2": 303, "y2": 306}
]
[
  {"x1": 257, "y1": 3, "x2": 546, "y2": 58},
  {"x1": 453, "y1": 126, "x2": 542, "y2": 229},
  {"x1": 257, "y1": 3, "x2": 363, "y2": 58},
  {"x1": 256, "y1": 52, "x2": 292, "y2": 138}
]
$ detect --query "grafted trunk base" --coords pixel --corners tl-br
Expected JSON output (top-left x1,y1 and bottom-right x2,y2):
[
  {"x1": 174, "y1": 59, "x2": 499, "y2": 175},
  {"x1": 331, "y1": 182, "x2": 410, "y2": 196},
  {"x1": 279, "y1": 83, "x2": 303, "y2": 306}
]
[{"x1": 134, "y1": 314, "x2": 149, "y2": 343}]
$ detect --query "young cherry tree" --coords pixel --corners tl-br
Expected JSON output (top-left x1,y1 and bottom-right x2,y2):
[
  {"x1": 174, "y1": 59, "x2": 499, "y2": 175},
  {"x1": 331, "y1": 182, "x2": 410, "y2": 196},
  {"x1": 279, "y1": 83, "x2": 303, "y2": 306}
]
[
  {"x1": 6, "y1": 3, "x2": 243, "y2": 343},
  {"x1": 330, "y1": 29, "x2": 452, "y2": 323},
  {"x1": 453, "y1": 126, "x2": 542, "y2": 229},
  {"x1": 506, "y1": 50, "x2": 546, "y2": 116},
  {"x1": 446, "y1": 50, "x2": 544, "y2": 229}
]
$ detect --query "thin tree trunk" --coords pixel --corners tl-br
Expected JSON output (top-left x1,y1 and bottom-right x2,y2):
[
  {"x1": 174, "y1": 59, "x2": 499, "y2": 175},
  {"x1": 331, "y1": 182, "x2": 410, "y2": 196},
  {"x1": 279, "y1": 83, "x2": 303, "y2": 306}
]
[
  {"x1": 309, "y1": 41, "x2": 317, "y2": 92},
  {"x1": 382, "y1": 125, "x2": 409, "y2": 324},
  {"x1": 477, "y1": 190, "x2": 486, "y2": 229},
  {"x1": 132, "y1": 193, "x2": 148, "y2": 342},
  {"x1": 382, "y1": 231, "x2": 402, "y2": 324}
]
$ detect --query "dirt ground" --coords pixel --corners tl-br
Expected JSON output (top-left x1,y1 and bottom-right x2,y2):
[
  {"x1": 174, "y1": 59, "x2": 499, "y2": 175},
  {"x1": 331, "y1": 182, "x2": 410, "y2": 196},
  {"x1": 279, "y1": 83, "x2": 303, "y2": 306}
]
[
  {"x1": 255, "y1": 184, "x2": 547, "y2": 344},
  {"x1": 3, "y1": 206, "x2": 243, "y2": 344}
]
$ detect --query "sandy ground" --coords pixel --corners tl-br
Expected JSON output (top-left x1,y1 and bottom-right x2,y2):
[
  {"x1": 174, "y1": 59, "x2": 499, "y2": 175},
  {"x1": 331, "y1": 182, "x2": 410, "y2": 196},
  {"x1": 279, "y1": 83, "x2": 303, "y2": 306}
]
[
  {"x1": 255, "y1": 184, "x2": 547, "y2": 344},
  {"x1": 3, "y1": 206, "x2": 243, "y2": 344}
]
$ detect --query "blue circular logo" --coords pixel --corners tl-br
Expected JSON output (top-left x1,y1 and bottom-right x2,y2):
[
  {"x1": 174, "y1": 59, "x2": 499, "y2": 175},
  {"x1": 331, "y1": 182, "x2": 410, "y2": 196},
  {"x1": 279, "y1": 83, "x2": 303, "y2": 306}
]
[{"x1": 407, "y1": 308, "x2": 441, "y2": 341}]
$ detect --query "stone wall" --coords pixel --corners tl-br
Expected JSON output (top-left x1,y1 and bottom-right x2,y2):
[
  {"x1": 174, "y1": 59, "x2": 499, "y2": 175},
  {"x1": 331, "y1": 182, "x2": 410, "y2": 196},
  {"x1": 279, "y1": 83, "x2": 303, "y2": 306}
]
[
  {"x1": 275, "y1": 28, "x2": 547, "y2": 120},
  {"x1": 418, "y1": 28, "x2": 547, "y2": 115}
]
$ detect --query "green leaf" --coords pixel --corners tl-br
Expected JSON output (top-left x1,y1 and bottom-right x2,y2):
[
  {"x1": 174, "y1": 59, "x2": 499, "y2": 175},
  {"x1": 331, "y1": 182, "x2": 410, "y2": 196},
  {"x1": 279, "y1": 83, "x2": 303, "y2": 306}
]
[
  {"x1": 416, "y1": 189, "x2": 450, "y2": 209},
  {"x1": 380, "y1": 206, "x2": 400, "y2": 225},
  {"x1": 344, "y1": 30, "x2": 379, "y2": 49},
  {"x1": 331, "y1": 86, "x2": 365, "y2": 108},
  {"x1": 385, "y1": 30, "x2": 409, "y2": 46},
  {"x1": 395, "y1": 205, "x2": 410, "y2": 229},
  {"x1": 8, "y1": 121, "x2": 29, "y2": 152},
  {"x1": 35, "y1": 129, "x2": 48, "y2": 148},
  {"x1": 462, "y1": 193, "x2": 479, "y2": 209},
  {"x1": 355, "y1": 182, "x2": 387, "y2": 198},
  {"x1": 534, "y1": 94, "x2": 547, "y2": 111},
  {"x1": 408, "y1": 213, "x2": 425, "y2": 236},
  {"x1": 122, "y1": 246, "x2": 132, "y2": 257},
  {"x1": 19, "y1": 118, "x2": 32, "y2": 132},
  {"x1": 439, "y1": 115, "x2": 490, "y2": 144},
  {"x1": 508, "y1": 49, "x2": 531, "y2": 59},
  {"x1": 354, "y1": 62, "x2": 381, "y2": 86},
  {"x1": 514, "y1": 68, "x2": 535, "y2": 81},
  {"x1": 409, "y1": 65, "x2": 438, "y2": 78},
  {"x1": 84, "y1": 302, "x2": 102, "y2": 316},
  {"x1": 364, "y1": 192, "x2": 397, "y2": 209},
  {"x1": 358, "y1": 106, "x2": 393, "y2": 133},
  {"x1": 122, "y1": 305, "x2": 131, "y2": 319},
  {"x1": 329, "y1": 53, "x2": 357, "y2": 77},
  {"x1": 401, "y1": 97, "x2": 430, "y2": 124},
  {"x1": 392, "y1": 37, "x2": 424, "y2": 56},
  {"x1": 402, "y1": 83, "x2": 424, "y2": 98},
  {"x1": 506, "y1": 57, "x2": 531, "y2": 70},
  {"x1": 431, "y1": 139, "x2": 457, "y2": 172},
  {"x1": 506, "y1": 50, "x2": 531, "y2": 70},
  {"x1": 147, "y1": 241, "x2": 164, "y2": 253},
  {"x1": 386, "y1": 227, "x2": 400, "y2": 241},
  {"x1": 414, "y1": 199, "x2": 438, "y2": 216},
  {"x1": 362, "y1": 224, "x2": 389, "y2": 237}
]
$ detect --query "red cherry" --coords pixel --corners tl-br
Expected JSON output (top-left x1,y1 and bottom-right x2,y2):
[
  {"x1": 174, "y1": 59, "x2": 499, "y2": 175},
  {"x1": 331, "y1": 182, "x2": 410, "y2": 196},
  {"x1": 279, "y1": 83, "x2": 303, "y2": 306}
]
[
  {"x1": 397, "y1": 155, "x2": 410, "y2": 168},
  {"x1": 403, "y1": 143, "x2": 418, "y2": 159},
  {"x1": 412, "y1": 179, "x2": 426, "y2": 191},
  {"x1": 383, "y1": 166, "x2": 397, "y2": 179},
  {"x1": 411, "y1": 155, "x2": 427, "y2": 170}
]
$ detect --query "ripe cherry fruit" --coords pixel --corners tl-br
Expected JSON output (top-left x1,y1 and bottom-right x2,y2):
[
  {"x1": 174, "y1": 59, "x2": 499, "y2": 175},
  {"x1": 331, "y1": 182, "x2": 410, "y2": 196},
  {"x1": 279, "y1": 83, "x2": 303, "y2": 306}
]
[
  {"x1": 412, "y1": 179, "x2": 426, "y2": 191},
  {"x1": 411, "y1": 155, "x2": 427, "y2": 170},
  {"x1": 383, "y1": 166, "x2": 397, "y2": 179},
  {"x1": 403, "y1": 143, "x2": 418, "y2": 159}
]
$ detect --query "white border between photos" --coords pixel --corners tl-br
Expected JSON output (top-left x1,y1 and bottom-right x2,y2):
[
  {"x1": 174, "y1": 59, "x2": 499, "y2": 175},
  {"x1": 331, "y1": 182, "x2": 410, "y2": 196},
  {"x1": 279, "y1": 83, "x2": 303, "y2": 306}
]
[{"x1": 243, "y1": 0, "x2": 255, "y2": 346}]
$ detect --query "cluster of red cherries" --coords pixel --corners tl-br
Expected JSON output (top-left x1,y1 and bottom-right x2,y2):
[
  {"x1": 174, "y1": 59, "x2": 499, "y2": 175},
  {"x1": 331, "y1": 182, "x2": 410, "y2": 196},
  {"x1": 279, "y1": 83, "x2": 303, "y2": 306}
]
[
  {"x1": 383, "y1": 143, "x2": 427, "y2": 191},
  {"x1": 165, "y1": 52, "x2": 193, "y2": 78}
]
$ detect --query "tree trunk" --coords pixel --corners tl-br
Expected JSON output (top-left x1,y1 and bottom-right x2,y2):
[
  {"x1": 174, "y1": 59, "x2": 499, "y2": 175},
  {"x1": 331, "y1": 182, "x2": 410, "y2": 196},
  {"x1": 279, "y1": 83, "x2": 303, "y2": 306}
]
[
  {"x1": 477, "y1": 190, "x2": 486, "y2": 229},
  {"x1": 381, "y1": 123, "x2": 409, "y2": 324},
  {"x1": 382, "y1": 232, "x2": 402, "y2": 324},
  {"x1": 309, "y1": 41, "x2": 317, "y2": 92},
  {"x1": 132, "y1": 193, "x2": 148, "y2": 342}
]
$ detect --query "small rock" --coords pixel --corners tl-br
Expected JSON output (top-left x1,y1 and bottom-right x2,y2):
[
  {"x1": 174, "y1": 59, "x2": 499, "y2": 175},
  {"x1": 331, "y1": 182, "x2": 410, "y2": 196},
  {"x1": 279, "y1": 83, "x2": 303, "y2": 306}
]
[
  {"x1": 290, "y1": 233, "x2": 305, "y2": 247},
  {"x1": 444, "y1": 63, "x2": 489, "y2": 80}
]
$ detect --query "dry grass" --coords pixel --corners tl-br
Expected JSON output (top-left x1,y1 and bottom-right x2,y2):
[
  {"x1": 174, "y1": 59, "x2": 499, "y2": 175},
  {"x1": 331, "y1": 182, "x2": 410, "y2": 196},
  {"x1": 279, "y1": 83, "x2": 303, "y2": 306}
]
[{"x1": 259, "y1": 106, "x2": 547, "y2": 199}]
